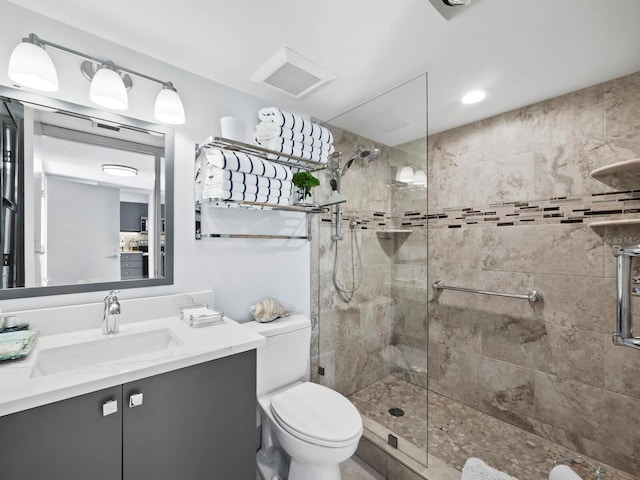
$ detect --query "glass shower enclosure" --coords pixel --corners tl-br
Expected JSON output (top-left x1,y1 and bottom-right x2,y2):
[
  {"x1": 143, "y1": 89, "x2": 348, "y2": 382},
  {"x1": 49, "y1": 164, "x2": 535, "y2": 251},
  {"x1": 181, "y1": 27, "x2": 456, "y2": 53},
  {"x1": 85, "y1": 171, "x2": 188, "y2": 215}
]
[{"x1": 311, "y1": 73, "x2": 429, "y2": 472}]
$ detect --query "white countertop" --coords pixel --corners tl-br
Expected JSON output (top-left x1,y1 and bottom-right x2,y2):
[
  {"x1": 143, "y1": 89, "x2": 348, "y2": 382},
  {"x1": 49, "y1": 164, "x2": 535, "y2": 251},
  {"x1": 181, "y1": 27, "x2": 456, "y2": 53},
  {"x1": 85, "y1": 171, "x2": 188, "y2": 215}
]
[{"x1": 0, "y1": 316, "x2": 266, "y2": 417}]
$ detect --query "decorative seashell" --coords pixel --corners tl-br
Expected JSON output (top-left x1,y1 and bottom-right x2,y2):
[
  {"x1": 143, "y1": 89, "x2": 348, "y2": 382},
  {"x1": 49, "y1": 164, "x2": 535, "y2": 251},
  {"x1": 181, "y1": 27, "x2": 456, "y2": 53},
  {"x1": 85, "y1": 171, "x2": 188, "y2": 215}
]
[{"x1": 249, "y1": 298, "x2": 293, "y2": 323}]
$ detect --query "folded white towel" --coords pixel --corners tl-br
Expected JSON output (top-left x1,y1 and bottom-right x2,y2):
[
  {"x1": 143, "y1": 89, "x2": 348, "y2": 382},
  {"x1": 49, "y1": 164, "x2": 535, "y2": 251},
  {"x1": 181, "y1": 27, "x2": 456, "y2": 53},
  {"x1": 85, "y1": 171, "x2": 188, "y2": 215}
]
[
  {"x1": 254, "y1": 136, "x2": 335, "y2": 157},
  {"x1": 255, "y1": 125, "x2": 335, "y2": 150},
  {"x1": 461, "y1": 458, "x2": 518, "y2": 480},
  {"x1": 203, "y1": 148, "x2": 293, "y2": 181},
  {"x1": 258, "y1": 107, "x2": 333, "y2": 143}
]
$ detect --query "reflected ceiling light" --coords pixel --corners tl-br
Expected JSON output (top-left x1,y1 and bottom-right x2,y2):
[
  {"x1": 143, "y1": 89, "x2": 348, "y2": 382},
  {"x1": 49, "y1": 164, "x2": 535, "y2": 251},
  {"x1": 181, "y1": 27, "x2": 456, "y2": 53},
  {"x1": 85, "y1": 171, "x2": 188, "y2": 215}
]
[
  {"x1": 154, "y1": 82, "x2": 185, "y2": 125},
  {"x1": 8, "y1": 34, "x2": 59, "y2": 92},
  {"x1": 102, "y1": 164, "x2": 138, "y2": 177},
  {"x1": 461, "y1": 89, "x2": 489, "y2": 105},
  {"x1": 6, "y1": 33, "x2": 186, "y2": 124},
  {"x1": 89, "y1": 63, "x2": 128, "y2": 110},
  {"x1": 396, "y1": 166, "x2": 414, "y2": 183},
  {"x1": 413, "y1": 170, "x2": 427, "y2": 186}
]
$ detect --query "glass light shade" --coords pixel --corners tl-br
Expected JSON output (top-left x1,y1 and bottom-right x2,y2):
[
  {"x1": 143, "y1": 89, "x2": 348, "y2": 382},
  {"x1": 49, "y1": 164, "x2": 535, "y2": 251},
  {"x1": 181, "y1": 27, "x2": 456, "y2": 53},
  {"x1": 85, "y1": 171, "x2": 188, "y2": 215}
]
[
  {"x1": 102, "y1": 164, "x2": 138, "y2": 177},
  {"x1": 396, "y1": 166, "x2": 414, "y2": 183},
  {"x1": 8, "y1": 41, "x2": 59, "y2": 92},
  {"x1": 413, "y1": 170, "x2": 427, "y2": 186},
  {"x1": 90, "y1": 67, "x2": 128, "y2": 110},
  {"x1": 154, "y1": 86, "x2": 185, "y2": 125}
]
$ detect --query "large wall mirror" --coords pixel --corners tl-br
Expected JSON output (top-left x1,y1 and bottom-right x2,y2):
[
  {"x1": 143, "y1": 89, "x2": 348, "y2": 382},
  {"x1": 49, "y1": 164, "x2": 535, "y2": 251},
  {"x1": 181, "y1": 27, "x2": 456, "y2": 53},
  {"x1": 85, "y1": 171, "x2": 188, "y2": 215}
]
[{"x1": 0, "y1": 86, "x2": 173, "y2": 299}]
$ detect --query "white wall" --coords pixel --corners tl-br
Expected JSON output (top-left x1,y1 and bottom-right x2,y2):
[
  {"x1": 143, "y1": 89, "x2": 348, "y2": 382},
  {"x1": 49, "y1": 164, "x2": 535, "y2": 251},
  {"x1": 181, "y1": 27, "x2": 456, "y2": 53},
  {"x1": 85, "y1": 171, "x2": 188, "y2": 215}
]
[{"x1": 0, "y1": 0, "x2": 310, "y2": 322}]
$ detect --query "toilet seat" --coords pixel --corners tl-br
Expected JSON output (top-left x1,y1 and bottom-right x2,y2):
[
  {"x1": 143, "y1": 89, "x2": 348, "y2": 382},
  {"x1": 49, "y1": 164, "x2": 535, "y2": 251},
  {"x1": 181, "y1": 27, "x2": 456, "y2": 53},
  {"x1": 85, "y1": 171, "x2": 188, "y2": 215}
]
[{"x1": 270, "y1": 382, "x2": 362, "y2": 448}]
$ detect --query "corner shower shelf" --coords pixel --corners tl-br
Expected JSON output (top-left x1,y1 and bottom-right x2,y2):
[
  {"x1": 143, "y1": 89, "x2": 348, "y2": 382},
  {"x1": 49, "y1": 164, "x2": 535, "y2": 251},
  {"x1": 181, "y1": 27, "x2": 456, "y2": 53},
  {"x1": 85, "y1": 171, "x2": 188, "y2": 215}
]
[
  {"x1": 588, "y1": 218, "x2": 640, "y2": 229},
  {"x1": 196, "y1": 136, "x2": 328, "y2": 172},
  {"x1": 590, "y1": 158, "x2": 640, "y2": 178}
]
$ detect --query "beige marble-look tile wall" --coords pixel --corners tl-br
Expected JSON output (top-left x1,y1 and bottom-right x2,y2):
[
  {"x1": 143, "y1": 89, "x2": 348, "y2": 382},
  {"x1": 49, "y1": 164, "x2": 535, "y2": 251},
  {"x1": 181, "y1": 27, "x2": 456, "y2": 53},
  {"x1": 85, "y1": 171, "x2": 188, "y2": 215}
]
[{"x1": 426, "y1": 70, "x2": 640, "y2": 475}]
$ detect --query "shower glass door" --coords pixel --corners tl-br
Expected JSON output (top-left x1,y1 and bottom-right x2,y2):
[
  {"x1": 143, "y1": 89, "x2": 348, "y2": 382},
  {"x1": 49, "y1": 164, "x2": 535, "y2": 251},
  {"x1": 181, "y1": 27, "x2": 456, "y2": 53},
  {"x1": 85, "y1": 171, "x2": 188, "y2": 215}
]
[{"x1": 311, "y1": 73, "x2": 429, "y2": 473}]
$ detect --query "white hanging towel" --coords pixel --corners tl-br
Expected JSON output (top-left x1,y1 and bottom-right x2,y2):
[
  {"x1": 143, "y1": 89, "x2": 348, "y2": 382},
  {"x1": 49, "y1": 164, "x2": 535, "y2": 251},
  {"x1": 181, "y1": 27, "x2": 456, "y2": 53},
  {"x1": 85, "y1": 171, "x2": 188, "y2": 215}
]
[
  {"x1": 258, "y1": 107, "x2": 333, "y2": 143},
  {"x1": 461, "y1": 458, "x2": 518, "y2": 480},
  {"x1": 549, "y1": 465, "x2": 583, "y2": 480}
]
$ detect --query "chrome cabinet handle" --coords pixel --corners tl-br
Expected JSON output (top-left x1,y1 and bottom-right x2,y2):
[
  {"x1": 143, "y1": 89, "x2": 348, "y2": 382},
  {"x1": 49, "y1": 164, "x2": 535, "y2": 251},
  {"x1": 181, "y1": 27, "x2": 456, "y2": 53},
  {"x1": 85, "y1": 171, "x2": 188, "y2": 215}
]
[
  {"x1": 102, "y1": 399, "x2": 118, "y2": 416},
  {"x1": 129, "y1": 393, "x2": 144, "y2": 408}
]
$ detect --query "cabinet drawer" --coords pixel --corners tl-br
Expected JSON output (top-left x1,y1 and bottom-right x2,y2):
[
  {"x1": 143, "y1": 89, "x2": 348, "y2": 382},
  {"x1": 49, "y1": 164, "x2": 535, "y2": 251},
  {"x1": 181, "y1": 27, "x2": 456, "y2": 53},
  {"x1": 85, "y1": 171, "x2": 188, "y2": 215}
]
[
  {"x1": 121, "y1": 268, "x2": 143, "y2": 279},
  {"x1": 121, "y1": 253, "x2": 143, "y2": 262},
  {"x1": 121, "y1": 260, "x2": 142, "y2": 268}
]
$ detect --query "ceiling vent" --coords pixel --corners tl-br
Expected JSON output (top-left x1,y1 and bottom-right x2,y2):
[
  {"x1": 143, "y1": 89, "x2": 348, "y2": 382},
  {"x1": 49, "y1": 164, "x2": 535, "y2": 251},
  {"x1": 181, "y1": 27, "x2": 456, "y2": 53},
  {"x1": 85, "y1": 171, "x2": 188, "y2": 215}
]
[{"x1": 251, "y1": 47, "x2": 335, "y2": 98}]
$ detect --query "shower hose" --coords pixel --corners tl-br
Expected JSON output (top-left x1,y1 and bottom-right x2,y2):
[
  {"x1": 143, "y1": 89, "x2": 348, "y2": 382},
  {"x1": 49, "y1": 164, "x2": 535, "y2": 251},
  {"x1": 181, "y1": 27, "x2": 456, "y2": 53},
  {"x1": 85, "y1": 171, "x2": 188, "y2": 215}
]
[{"x1": 333, "y1": 219, "x2": 363, "y2": 302}]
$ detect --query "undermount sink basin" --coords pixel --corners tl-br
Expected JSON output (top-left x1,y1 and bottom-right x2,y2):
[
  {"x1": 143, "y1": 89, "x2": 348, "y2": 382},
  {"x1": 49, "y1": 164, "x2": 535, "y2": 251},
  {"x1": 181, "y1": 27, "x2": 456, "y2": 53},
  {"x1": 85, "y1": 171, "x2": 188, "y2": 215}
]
[{"x1": 31, "y1": 329, "x2": 182, "y2": 378}]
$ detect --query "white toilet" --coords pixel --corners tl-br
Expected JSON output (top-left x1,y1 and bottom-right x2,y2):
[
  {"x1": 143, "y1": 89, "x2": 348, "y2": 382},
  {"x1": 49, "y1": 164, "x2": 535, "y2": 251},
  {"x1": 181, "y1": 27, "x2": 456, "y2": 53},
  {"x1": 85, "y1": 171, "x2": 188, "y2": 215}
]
[{"x1": 246, "y1": 314, "x2": 362, "y2": 480}]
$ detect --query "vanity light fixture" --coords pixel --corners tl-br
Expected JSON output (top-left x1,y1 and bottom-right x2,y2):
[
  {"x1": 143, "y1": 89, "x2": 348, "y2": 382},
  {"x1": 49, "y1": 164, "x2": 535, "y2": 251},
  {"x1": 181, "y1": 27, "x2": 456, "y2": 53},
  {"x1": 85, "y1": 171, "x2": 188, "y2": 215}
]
[
  {"x1": 102, "y1": 164, "x2": 138, "y2": 177},
  {"x1": 396, "y1": 166, "x2": 415, "y2": 183},
  {"x1": 461, "y1": 89, "x2": 490, "y2": 105},
  {"x1": 7, "y1": 33, "x2": 186, "y2": 124},
  {"x1": 413, "y1": 170, "x2": 427, "y2": 186}
]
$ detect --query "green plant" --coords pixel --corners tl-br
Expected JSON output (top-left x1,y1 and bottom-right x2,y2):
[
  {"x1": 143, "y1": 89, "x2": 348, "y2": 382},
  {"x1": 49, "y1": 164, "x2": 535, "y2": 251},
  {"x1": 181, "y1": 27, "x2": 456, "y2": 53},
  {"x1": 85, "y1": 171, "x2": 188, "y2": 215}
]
[{"x1": 292, "y1": 171, "x2": 320, "y2": 198}]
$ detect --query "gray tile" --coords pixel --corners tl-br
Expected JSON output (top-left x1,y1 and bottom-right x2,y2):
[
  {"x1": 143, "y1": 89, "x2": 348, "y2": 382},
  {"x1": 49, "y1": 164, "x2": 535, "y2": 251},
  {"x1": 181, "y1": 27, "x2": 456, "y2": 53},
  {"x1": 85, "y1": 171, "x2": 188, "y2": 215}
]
[
  {"x1": 388, "y1": 456, "x2": 425, "y2": 480},
  {"x1": 355, "y1": 437, "x2": 387, "y2": 477},
  {"x1": 605, "y1": 71, "x2": 640, "y2": 137},
  {"x1": 602, "y1": 390, "x2": 640, "y2": 458}
]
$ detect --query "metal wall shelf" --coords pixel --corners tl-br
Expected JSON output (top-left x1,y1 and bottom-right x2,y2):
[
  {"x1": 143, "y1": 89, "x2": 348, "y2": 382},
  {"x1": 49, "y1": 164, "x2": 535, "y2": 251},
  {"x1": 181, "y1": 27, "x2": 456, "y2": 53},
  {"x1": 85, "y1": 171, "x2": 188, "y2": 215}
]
[
  {"x1": 195, "y1": 137, "x2": 329, "y2": 240},
  {"x1": 197, "y1": 136, "x2": 328, "y2": 172}
]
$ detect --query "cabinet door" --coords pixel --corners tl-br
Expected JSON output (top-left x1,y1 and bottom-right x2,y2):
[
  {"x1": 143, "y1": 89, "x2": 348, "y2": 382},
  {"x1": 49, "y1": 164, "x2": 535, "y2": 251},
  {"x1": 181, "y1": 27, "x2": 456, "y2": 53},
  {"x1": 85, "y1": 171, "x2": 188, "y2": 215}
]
[
  {"x1": 0, "y1": 386, "x2": 122, "y2": 480},
  {"x1": 123, "y1": 350, "x2": 256, "y2": 480}
]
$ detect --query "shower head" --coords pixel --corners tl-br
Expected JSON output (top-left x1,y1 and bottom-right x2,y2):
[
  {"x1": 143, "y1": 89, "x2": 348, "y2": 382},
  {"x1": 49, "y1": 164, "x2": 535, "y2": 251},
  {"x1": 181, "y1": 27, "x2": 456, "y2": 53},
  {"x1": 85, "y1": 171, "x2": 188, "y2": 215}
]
[{"x1": 341, "y1": 145, "x2": 381, "y2": 175}]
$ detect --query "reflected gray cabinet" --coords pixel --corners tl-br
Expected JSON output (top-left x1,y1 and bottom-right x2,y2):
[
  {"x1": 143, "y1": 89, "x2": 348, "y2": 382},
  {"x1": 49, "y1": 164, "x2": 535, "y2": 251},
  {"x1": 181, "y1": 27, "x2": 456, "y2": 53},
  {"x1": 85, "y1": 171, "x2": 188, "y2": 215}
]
[
  {"x1": 120, "y1": 201, "x2": 148, "y2": 232},
  {"x1": 0, "y1": 350, "x2": 257, "y2": 480}
]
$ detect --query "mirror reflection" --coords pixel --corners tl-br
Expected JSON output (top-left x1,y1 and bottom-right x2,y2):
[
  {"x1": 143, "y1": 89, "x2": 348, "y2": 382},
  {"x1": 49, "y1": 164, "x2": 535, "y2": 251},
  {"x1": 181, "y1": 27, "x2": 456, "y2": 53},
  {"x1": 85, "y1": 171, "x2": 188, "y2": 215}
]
[{"x1": 0, "y1": 91, "x2": 170, "y2": 296}]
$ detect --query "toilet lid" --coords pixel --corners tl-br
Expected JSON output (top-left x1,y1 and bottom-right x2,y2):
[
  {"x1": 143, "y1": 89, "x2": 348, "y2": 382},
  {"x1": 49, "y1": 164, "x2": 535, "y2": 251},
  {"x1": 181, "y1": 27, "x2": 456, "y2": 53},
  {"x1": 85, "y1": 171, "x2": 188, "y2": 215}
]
[{"x1": 270, "y1": 382, "x2": 362, "y2": 445}]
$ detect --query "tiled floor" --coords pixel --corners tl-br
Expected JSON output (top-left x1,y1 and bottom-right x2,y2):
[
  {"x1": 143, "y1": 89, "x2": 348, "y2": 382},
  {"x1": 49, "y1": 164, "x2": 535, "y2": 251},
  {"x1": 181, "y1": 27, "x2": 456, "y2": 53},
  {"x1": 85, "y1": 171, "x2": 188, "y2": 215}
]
[{"x1": 349, "y1": 376, "x2": 640, "y2": 480}]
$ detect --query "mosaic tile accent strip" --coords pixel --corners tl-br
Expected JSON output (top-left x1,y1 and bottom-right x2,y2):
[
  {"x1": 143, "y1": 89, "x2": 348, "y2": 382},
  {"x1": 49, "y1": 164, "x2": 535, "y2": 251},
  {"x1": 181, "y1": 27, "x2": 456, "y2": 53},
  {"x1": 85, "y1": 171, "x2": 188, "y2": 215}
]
[
  {"x1": 320, "y1": 210, "x2": 393, "y2": 230},
  {"x1": 349, "y1": 376, "x2": 640, "y2": 480},
  {"x1": 404, "y1": 190, "x2": 640, "y2": 229}
]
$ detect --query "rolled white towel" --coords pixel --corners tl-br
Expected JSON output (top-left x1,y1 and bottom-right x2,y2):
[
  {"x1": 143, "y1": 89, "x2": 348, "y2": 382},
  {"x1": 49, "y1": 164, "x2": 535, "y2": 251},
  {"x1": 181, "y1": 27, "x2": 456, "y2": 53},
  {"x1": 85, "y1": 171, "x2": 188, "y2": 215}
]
[
  {"x1": 202, "y1": 189, "x2": 291, "y2": 206},
  {"x1": 202, "y1": 180, "x2": 292, "y2": 198},
  {"x1": 258, "y1": 107, "x2": 333, "y2": 143},
  {"x1": 254, "y1": 136, "x2": 335, "y2": 156},
  {"x1": 461, "y1": 458, "x2": 518, "y2": 480},
  {"x1": 266, "y1": 146, "x2": 330, "y2": 164},
  {"x1": 255, "y1": 125, "x2": 334, "y2": 150},
  {"x1": 204, "y1": 166, "x2": 293, "y2": 191},
  {"x1": 203, "y1": 147, "x2": 292, "y2": 181}
]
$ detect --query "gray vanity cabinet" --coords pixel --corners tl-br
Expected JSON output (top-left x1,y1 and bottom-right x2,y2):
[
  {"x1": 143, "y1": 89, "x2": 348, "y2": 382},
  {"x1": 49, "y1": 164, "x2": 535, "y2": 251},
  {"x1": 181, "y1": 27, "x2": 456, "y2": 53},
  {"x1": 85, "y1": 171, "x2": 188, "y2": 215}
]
[
  {"x1": 123, "y1": 350, "x2": 257, "y2": 480},
  {"x1": 0, "y1": 350, "x2": 256, "y2": 480},
  {"x1": 0, "y1": 385, "x2": 123, "y2": 480}
]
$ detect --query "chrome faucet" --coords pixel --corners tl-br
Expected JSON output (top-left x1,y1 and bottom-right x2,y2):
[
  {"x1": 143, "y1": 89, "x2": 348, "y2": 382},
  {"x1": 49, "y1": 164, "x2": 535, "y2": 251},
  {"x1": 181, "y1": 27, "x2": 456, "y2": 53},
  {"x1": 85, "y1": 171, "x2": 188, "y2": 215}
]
[{"x1": 102, "y1": 290, "x2": 121, "y2": 335}]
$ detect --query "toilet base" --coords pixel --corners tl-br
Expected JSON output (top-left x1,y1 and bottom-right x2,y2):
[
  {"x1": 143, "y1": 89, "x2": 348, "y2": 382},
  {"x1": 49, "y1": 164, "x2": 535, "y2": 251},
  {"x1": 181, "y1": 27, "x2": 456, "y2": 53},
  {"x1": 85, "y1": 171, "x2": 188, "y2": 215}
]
[{"x1": 289, "y1": 459, "x2": 341, "y2": 480}]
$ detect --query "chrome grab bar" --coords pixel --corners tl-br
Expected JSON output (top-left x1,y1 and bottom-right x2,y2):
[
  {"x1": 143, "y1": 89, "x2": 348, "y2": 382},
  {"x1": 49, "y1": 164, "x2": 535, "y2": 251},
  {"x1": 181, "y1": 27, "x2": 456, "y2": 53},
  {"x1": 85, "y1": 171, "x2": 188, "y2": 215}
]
[
  {"x1": 614, "y1": 246, "x2": 640, "y2": 350},
  {"x1": 432, "y1": 280, "x2": 542, "y2": 303}
]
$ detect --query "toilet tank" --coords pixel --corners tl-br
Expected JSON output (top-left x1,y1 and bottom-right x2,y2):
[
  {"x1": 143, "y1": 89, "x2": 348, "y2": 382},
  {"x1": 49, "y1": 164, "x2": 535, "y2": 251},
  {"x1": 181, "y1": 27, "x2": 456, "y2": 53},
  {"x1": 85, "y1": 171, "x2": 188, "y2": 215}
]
[{"x1": 244, "y1": 314, "x2": 311, "y2": 396}]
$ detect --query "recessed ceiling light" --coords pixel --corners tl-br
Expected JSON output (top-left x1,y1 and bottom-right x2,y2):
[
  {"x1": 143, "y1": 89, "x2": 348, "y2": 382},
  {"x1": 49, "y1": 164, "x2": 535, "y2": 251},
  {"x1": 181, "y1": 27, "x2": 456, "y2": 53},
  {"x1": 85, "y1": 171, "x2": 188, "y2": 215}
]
[
  {"x1": 461, "y1": 89, "x2": 490, "y2": 105},
  {"x1": 102, "y1": 164, "x2": 138, "y2": 177}
]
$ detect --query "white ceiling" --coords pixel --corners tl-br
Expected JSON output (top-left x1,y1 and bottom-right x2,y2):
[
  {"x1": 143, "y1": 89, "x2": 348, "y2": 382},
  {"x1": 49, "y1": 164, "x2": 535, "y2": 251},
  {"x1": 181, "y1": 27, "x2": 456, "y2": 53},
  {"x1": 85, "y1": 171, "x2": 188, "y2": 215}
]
[{"x1": 7, "y1": 0, "x2": 640, "y2": 144}]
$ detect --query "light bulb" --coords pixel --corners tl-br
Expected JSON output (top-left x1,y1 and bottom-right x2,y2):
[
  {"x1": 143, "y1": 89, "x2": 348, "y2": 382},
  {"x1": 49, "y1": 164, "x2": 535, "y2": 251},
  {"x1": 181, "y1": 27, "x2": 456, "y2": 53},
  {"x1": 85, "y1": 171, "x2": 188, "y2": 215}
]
[
  {"x1": 154, "y1": 83, "x2": 185, "y2": 125},
  {"x1": 396, "y1": 166, "x2": 414, "y2": 183},
  {"x1": 90, "y1": 65, "x2": 128, "y2": 110},
  {"x1": 8, "y1": 39, "x2": 58, "y2": 92}
]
